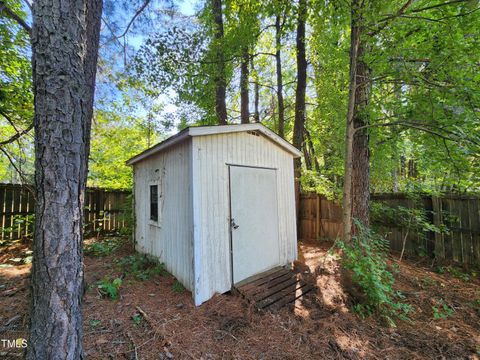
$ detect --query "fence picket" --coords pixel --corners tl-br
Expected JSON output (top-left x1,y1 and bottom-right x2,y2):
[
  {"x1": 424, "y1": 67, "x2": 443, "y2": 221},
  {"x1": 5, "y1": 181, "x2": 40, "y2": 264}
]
[
  {"x1": 0, "y1": 183, "x2": 131, "y2": 241},
  {"x1": 299, "y1": 192, "x2": 480, "y2": 266}
]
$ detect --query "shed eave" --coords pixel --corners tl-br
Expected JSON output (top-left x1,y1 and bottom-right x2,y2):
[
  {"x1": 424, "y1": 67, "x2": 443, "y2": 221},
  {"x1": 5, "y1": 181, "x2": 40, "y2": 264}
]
[
  {"x1": 126, "y1": 123, "x2": 302, "y2": 166},
  {"x1": 126, "y1": 129, "x2": 191, "y2": 165}
]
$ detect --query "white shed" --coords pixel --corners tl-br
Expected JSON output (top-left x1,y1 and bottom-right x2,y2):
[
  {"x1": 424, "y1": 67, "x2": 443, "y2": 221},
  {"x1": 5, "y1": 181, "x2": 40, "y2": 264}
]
[{"x1": 126, "y1": 123, "x2": 302, "y2": 305}]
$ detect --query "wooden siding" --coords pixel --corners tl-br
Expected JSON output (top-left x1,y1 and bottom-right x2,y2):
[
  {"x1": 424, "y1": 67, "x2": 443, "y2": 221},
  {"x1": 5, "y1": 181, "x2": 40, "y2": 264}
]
[
  {"x1": 192, "y1": 132, "x2": 298, "y2": 305},
  {"x1": 134, "y1": 140, "x2": 194, "y2": 291}
]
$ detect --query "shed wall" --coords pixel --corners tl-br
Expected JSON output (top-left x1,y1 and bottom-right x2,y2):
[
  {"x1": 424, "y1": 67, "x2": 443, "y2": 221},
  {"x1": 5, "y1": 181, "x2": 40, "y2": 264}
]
[
  {"x1": 192, "y1": 132, "x2": 297, "y2": 305},
  {"x1": 134, "y1": 140, "x2": 194, "y2": 291}
]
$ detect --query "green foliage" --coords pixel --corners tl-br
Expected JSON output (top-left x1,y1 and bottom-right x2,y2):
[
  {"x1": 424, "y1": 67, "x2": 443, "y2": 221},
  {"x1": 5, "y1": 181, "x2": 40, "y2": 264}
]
[
  {"x1": 300, "y1": 170, "x2": 341, "y2": 199},
  {"x1": 337, "y1": 221, "x2": 412, "y2": 326},
  {"x1": 435, "y1": 265, "x2": 474, "y2": 282},
  {"x1": 0, "y1": 214, "x2": 35, "y2": 241},
  {"x1": 172, "y1": 280, "x2": 185, "y2": 293},
  {"x1": 132, "y1": 314, "x2": 143, "y2": 326},
  {"x1": 371, "y1": 195, "x2": 450, "y2": 258},
  {"x1": 116, "y1": 253, "x2": 166, "y2": 281},
  {"x1": 432, "y1": 299, "x2": 454, "y2": 320},
  {"x1": 84, "y1": 237, "x2": 121, "y2": 257},
  {"x1": 88, "y1": 110, "x2": 155, "y2": 189},
  {"x1": 0, "y1": 0, "x2": 34, "y2": 183},
  {"x1": 89, "y1": 319, "x2": 101, "y2": 328},
  {"x1": 97, "y1": 277, "x2": 122, "y2": 300}
]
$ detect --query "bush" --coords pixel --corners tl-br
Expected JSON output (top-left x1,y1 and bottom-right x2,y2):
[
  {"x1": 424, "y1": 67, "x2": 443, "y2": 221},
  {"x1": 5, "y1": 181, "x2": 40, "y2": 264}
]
[
  {"x1": 337, "y1": 221, "x2": 412, "y2": 326},
  {"x1": 116, "y1": 253, "x2": 166, "y2": 280},
  {"x1": 84, "y1": 237, "x2": 121, "y2": 257},
  {"x1": 97, "y1": 277, "x2": 122, "y2": 300}
]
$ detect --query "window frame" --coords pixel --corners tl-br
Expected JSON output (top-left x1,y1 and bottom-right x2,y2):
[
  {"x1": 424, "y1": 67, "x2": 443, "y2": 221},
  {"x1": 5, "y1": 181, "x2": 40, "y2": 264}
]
[{"x1": 149, "y1": 183, "x2": 159, "y2": 223}]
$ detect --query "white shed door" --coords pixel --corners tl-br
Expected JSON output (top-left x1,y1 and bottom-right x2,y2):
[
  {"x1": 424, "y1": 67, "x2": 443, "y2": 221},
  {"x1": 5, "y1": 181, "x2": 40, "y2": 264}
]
[{"x1": 229, "y1": 165, "x2": 280, "y2": 285}]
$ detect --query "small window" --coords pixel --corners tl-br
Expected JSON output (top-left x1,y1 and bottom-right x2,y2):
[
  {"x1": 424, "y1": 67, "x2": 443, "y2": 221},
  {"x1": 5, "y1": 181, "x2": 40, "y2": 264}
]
[{"x1": 150, "y1": 185, "x2": 158, "y2": 222}]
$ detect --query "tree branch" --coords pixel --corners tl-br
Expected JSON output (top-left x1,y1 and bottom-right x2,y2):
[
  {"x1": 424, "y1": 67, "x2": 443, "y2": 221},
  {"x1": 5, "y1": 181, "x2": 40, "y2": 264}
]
[
  {"x1": 354, "y1": 120, "x2": 480, "y2": 146},
  {"x1": 0, "y1": 123, "x2": 34, "y2": 146},
  {"x1": 410, "y1": 0, "x2": 468, "y2": 13},
  {"x1": 117, "y1": 0, "x2": 151, "y2": 39},
  {"x1": 0, "y1": 0, "x2": 31, "y2": 34},
  {"x1": 369, "y1": 0, "x2": 415, "y2": 36}
]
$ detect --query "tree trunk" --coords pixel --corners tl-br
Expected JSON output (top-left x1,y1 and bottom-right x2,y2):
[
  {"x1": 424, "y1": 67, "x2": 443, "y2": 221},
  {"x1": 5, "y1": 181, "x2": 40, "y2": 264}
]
[
  {"x1": 275, "y1": 14, "x2": 285, "y2": 138},
  {"x1": 305, "y1": 128, "x2": 320, "y2": 172},
  {"x1": 293, "y1": 0, "x2": 307, "y2": 172},
  {"x1": 342, "y1": 0, "x2": 361, "y2": 242},
  {"x1": 250, "y1": 56, "x2": 260, "y2": 122},
  {"x1": 350, "y1": 38, "x2": 371, "y2": 229},
  {"x1": 240, "y1": 47, "x2": 249, "y2": 124},
  {"x1": 212, "y1": 0, "x2": 227, "y2": 125},
  {"x1": 27, "y1": 0, "x2": 102, "y2": 358}
]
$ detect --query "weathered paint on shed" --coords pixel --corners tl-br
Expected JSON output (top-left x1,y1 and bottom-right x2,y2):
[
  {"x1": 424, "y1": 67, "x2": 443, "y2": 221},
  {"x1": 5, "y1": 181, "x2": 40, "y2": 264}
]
[
  {"x1": 129, "y1": 124, "x2": 301, "y2": 306},
  {"x1": 134, "y1": 140, "x2": 194, "y2": 291},
  {"x1": 191, "y1": 132, "x2": 297, "y2": 304}
]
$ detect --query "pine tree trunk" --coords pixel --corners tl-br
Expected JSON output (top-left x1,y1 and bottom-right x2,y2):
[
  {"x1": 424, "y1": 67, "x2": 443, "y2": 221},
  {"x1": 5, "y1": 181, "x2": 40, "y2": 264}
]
[
  {"x1": 240, "y1": 47, "x2": 249, "y2": 124},
  {"x1": 27, "y1": 0, "x2": 102, "y2": 358},
  {"x1": 212, "y1": 0, "x2": 227, "y2": 125},
  {"x1": 275, "y1": 15, "x2": 285, "y2": 138},
  {"x1": 351, "y1": 41, "x2": 371, "y2": 228}
]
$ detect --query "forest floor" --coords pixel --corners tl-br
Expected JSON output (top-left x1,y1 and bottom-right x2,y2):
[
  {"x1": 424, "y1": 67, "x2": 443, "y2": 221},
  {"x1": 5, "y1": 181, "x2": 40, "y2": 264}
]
[{"x1": 0, "y1": 235, "x2": 479, "y2": 359}]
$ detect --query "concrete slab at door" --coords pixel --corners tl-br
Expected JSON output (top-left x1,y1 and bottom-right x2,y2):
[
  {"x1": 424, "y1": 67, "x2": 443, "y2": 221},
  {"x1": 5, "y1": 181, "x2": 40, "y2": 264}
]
[{"x1": 229, "y1": 165, "x2": 280, "y2": 285}]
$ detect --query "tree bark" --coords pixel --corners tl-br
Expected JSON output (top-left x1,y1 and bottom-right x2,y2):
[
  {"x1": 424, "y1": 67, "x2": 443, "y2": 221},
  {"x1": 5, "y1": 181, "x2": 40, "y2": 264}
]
[
  {"x1": 305, "y1": 127, "x2": 320, "y2": 172},
  {"x1": 351, "y1": 40, "x2": 371, "y2": 229},
  {"x1": 212, "y1": 0, "x2": 227, "y2": 125},
  {"x1": 342, "y1": 0, "x2": 361, "y2": 242},
  {"x1": 27, "y1": 0, "x2": 102, "y2": 358},
  {"x1": 293, "y1": 0, "x2": 307, "y2": 172},
  {"x1": 275, "y1": 14, "x2": 285, "y2": 138},
  {"x1": 250, "y1": 56, "x2": 260, "y2": 122},
  {"x1": 240, "y1": 46, "x2": 249, "y2": 124}
]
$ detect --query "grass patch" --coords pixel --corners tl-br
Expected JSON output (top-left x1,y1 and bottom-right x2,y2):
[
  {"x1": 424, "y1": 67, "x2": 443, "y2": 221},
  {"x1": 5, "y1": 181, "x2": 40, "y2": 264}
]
[{"x1": 172, "y1": 280, "x2": 185, "y2": 293}]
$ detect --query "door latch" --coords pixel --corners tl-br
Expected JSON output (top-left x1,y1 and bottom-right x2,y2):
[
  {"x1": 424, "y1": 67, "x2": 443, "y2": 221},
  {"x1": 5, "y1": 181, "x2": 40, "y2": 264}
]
[{"x1": 230, "y1": 218, "x2": 239, "y2": 230}]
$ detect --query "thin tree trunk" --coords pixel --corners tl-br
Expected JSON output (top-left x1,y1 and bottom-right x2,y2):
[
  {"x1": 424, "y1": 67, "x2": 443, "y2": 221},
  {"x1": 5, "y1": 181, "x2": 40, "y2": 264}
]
[
  {"x1": 275, "y1": 14, "x2": 285, "y2": 138},
  {"x1": 250, "y1": 56, "x2": 260, "y2": 122},
  {"x1": 212, "y1": 0, "x2": 227, "y2": 125},
  {"x1": 303, "y1": 142, "x2": 312, "y2": 170},
  {"x1": 27, "y1": 0, "x2": 102, "y2": 358},
  {"x1": 342, "y1": 0, "x2": 361, "y2": 242},
  {"x1": 293, "y1": 0, "x2": 307, "y2": 163},
  {"x1": 240, "y1": 46, "x2": 249, "y2": 124},
  {"x1": 305, "y1": 127, "x2": 320, "y2": 172}
]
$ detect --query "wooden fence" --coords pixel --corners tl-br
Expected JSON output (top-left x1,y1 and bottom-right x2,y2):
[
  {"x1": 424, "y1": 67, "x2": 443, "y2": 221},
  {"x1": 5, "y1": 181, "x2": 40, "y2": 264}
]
[
  {"x1": 0, "y1": 183, "x2": 131, "y2": 241},
  {"x1": 299, "y1": 193, "x2": 343, "y2": 240},
  {"x1": 298, "y1": 192, "x2": 480, "y2": 266}
]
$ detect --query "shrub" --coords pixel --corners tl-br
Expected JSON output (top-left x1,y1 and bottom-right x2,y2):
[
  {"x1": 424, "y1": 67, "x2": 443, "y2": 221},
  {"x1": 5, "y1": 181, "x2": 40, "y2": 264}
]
[
  {"x1": 97, "y1": 277, "x2": 122, "y2": 300},
  {"x1": 432, "y1": 299, "x2": 454, "y2": 320},
  {"x1": 84, "y1": 237, "x2": 121, "y2": 257},
  {"x1": 116, "y1": 253, "x2": 166, "y2": 280},
  {"x1": 337, "y1": 220, "x2": 412, "y2": 326}
]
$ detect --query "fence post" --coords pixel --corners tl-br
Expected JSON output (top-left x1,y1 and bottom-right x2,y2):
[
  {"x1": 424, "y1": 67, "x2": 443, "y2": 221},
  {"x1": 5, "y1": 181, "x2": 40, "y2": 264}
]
[
  {"x1": 432, "y1": 196, "x2": 444, "y2": 261},
  {"x1": 316, "y1": 194, "x2": 320, "y2": 240}
]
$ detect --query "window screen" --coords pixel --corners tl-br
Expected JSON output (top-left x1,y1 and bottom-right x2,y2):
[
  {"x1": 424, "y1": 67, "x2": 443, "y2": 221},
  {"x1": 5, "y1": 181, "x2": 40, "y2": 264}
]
[{"x1": 150, "y1": 185, "x2": 158, "y2": 221}]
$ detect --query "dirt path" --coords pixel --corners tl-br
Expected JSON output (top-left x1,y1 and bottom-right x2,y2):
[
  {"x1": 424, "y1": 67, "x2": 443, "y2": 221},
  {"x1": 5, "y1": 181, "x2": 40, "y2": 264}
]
[{"x1": 1, "y1": 237, "x2": 479, "y2": 359}]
